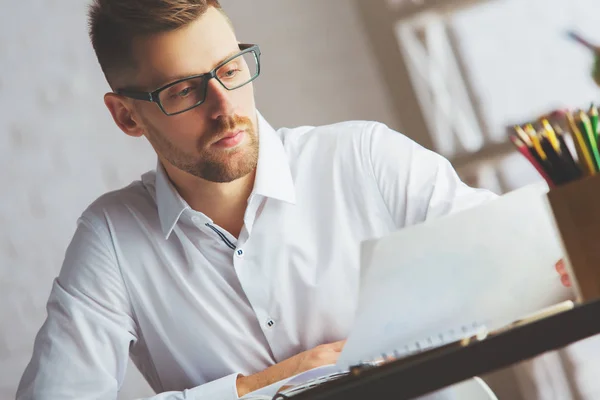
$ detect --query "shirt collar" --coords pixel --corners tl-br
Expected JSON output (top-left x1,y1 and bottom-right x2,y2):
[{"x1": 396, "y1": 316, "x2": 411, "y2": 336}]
[
  {"x1": 155, "y1": 162, "x2": 190, "y2": 240},
  {"x1": 252, "y1": 112, "x2": 296, "y2": 204},
  {"x1": 154, "y1": 111, "x2": 296, "y2": 239}
]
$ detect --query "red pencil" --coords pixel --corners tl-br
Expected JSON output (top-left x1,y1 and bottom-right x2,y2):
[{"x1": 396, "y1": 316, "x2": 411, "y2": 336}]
[{"x1": 510, "y1": 135, "x2": 555, "y2": 188}]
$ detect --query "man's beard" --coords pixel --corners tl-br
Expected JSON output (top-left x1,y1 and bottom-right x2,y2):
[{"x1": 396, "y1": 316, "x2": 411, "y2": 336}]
[{"x1": 145, "y1": 114, "x2": 259, "y2": 183}]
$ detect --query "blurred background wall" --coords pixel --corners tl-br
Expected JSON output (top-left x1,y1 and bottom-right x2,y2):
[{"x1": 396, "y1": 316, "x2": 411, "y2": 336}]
[{"x1": 1, "y1": 0, "x2": 600, "y2": 399}]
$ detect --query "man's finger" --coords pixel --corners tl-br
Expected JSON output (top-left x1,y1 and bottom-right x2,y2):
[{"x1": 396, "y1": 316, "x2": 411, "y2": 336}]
[
  {"x1": 330, "y1": 340, "x2": 347, "y2": 351},
  {"x1": 561, "y1": 274, "x2": 571, "y2": 287},
  {"x1": 555, "y1": 259, "x2": 565, "y2": 273}
]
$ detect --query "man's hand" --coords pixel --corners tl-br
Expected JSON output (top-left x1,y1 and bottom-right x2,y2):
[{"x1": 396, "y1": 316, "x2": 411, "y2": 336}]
[
  {"x1": 236, "y1": 340, "x2": 346, "y2": 397},
  {"x1": 288, "y1": 340, "x2": 346, "y2": 376},
  {"x1": 556, "y1": 259, "x2": 571, "y2": 287}
]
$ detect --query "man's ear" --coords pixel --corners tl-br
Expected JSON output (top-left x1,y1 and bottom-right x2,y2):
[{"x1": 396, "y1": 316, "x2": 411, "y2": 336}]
[{"x1": 104, "y1": 93, "x2": 145, "y2": 138}]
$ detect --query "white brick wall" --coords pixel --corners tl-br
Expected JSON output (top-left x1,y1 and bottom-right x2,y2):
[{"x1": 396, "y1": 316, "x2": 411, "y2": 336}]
[
  {"x1": 0, "y1": 0, "x2": 158, "y2": 396},
  {"x1": 0, "y1": 1, "x2": 397, "y2": 398}
]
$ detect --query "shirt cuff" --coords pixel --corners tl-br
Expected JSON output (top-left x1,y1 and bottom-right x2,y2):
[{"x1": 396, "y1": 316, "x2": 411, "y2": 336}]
[{"x1": 184, "y1": 372, "x2": 241, "y2": 400}]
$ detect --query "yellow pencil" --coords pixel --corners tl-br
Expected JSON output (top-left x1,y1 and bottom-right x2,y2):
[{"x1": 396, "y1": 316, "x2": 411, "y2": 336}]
[
  {"x1": 541, "y1": 119, "x2": 562, "y2": 153},
  {"x1": 525, "y1": 124, "x2": 547, "y2": 161},
  {"x1": 514, "y1": 125, "x2": 533, "y2": 148},
  {"x1": 566, "y1": 111, "x2": 596, "y2": 175}
]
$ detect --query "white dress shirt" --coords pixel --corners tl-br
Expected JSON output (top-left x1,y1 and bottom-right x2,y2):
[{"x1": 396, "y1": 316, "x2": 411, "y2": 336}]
[{"x1": 17, "y1": 113, "x2": 496, "y2": 400}]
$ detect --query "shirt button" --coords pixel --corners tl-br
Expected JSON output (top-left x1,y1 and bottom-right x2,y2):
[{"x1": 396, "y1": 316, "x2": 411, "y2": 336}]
[
  {"x1": 236, "y1": 248, "x2": 244, "y2": 258},
  {"x1": 266, "y1": 318, "x2": 276, "y2": 328}
]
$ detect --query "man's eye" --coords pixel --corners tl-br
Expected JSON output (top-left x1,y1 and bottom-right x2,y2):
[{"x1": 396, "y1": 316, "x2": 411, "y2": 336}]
[
  {"x1": 222, "y1": 68, "x2": 240, "y2": 78},
  {"x1": 175, "y1": 87, "x2": 193, "y2": 98}
]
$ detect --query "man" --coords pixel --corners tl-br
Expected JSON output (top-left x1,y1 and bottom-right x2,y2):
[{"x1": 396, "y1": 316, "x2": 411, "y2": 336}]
[{"x1": 16, "y1": 1, "x2": 570, "y2": 399}]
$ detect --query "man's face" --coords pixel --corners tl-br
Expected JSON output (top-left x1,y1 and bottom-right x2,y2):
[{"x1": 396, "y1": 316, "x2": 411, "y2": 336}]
[{"x1": 128, "y1": 7, "x2": 258, "y2": 183}]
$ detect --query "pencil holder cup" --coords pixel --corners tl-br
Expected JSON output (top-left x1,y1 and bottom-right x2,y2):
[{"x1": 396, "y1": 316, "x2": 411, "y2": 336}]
[{"x1": 548, "y1": 173, "x2": 600, "y2": 303}]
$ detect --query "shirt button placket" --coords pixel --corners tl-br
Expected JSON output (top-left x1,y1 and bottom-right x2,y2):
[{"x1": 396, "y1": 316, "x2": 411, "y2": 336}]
[{"x1": 233, "y1": 248, "x2": 276, "y2": 346}]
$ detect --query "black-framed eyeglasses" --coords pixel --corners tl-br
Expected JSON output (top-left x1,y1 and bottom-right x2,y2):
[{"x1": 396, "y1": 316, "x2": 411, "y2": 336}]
[{"x1": 115, "y1": 43, "x2": 261, "y2": 116}]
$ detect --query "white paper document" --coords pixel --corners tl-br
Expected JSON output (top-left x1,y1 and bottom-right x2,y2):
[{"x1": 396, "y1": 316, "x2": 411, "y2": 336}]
[{"x1": 337, "y1": 183, "x2": 574, "y2": 369}]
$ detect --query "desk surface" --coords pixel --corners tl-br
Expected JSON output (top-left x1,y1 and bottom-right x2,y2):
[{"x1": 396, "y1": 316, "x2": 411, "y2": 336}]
[{"x1": 289, "y1": 299, "x2": 600, "y2": 400}]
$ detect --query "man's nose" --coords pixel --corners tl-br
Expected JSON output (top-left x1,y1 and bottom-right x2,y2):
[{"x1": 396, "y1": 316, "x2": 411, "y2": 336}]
[{"x1": 204, "y1": 78, "x2": 235, "y2": 119}]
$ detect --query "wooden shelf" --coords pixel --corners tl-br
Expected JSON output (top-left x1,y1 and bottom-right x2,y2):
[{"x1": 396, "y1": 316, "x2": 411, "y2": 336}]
[{"x1": 387, "y1": 0, "x2": 492, "y2": 21}]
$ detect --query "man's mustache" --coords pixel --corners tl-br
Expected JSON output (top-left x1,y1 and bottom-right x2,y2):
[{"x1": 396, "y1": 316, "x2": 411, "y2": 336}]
[{"x1": 211, "y1": 115, "x2": 252, "y2": 137}]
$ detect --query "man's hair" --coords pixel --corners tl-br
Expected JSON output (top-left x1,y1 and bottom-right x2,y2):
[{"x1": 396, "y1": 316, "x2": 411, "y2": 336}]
[{"x1": 88, "y1": 0, "x2": 223, "y2": 89}]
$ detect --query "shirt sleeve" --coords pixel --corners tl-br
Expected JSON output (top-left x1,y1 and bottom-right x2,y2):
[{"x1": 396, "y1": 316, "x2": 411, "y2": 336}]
[
  {"x1": 366, "y1": 122, "x2": 498, "y2": 228},
  {"x1": 16, "y1": 217, "x2": 242, "y2": 400}
]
